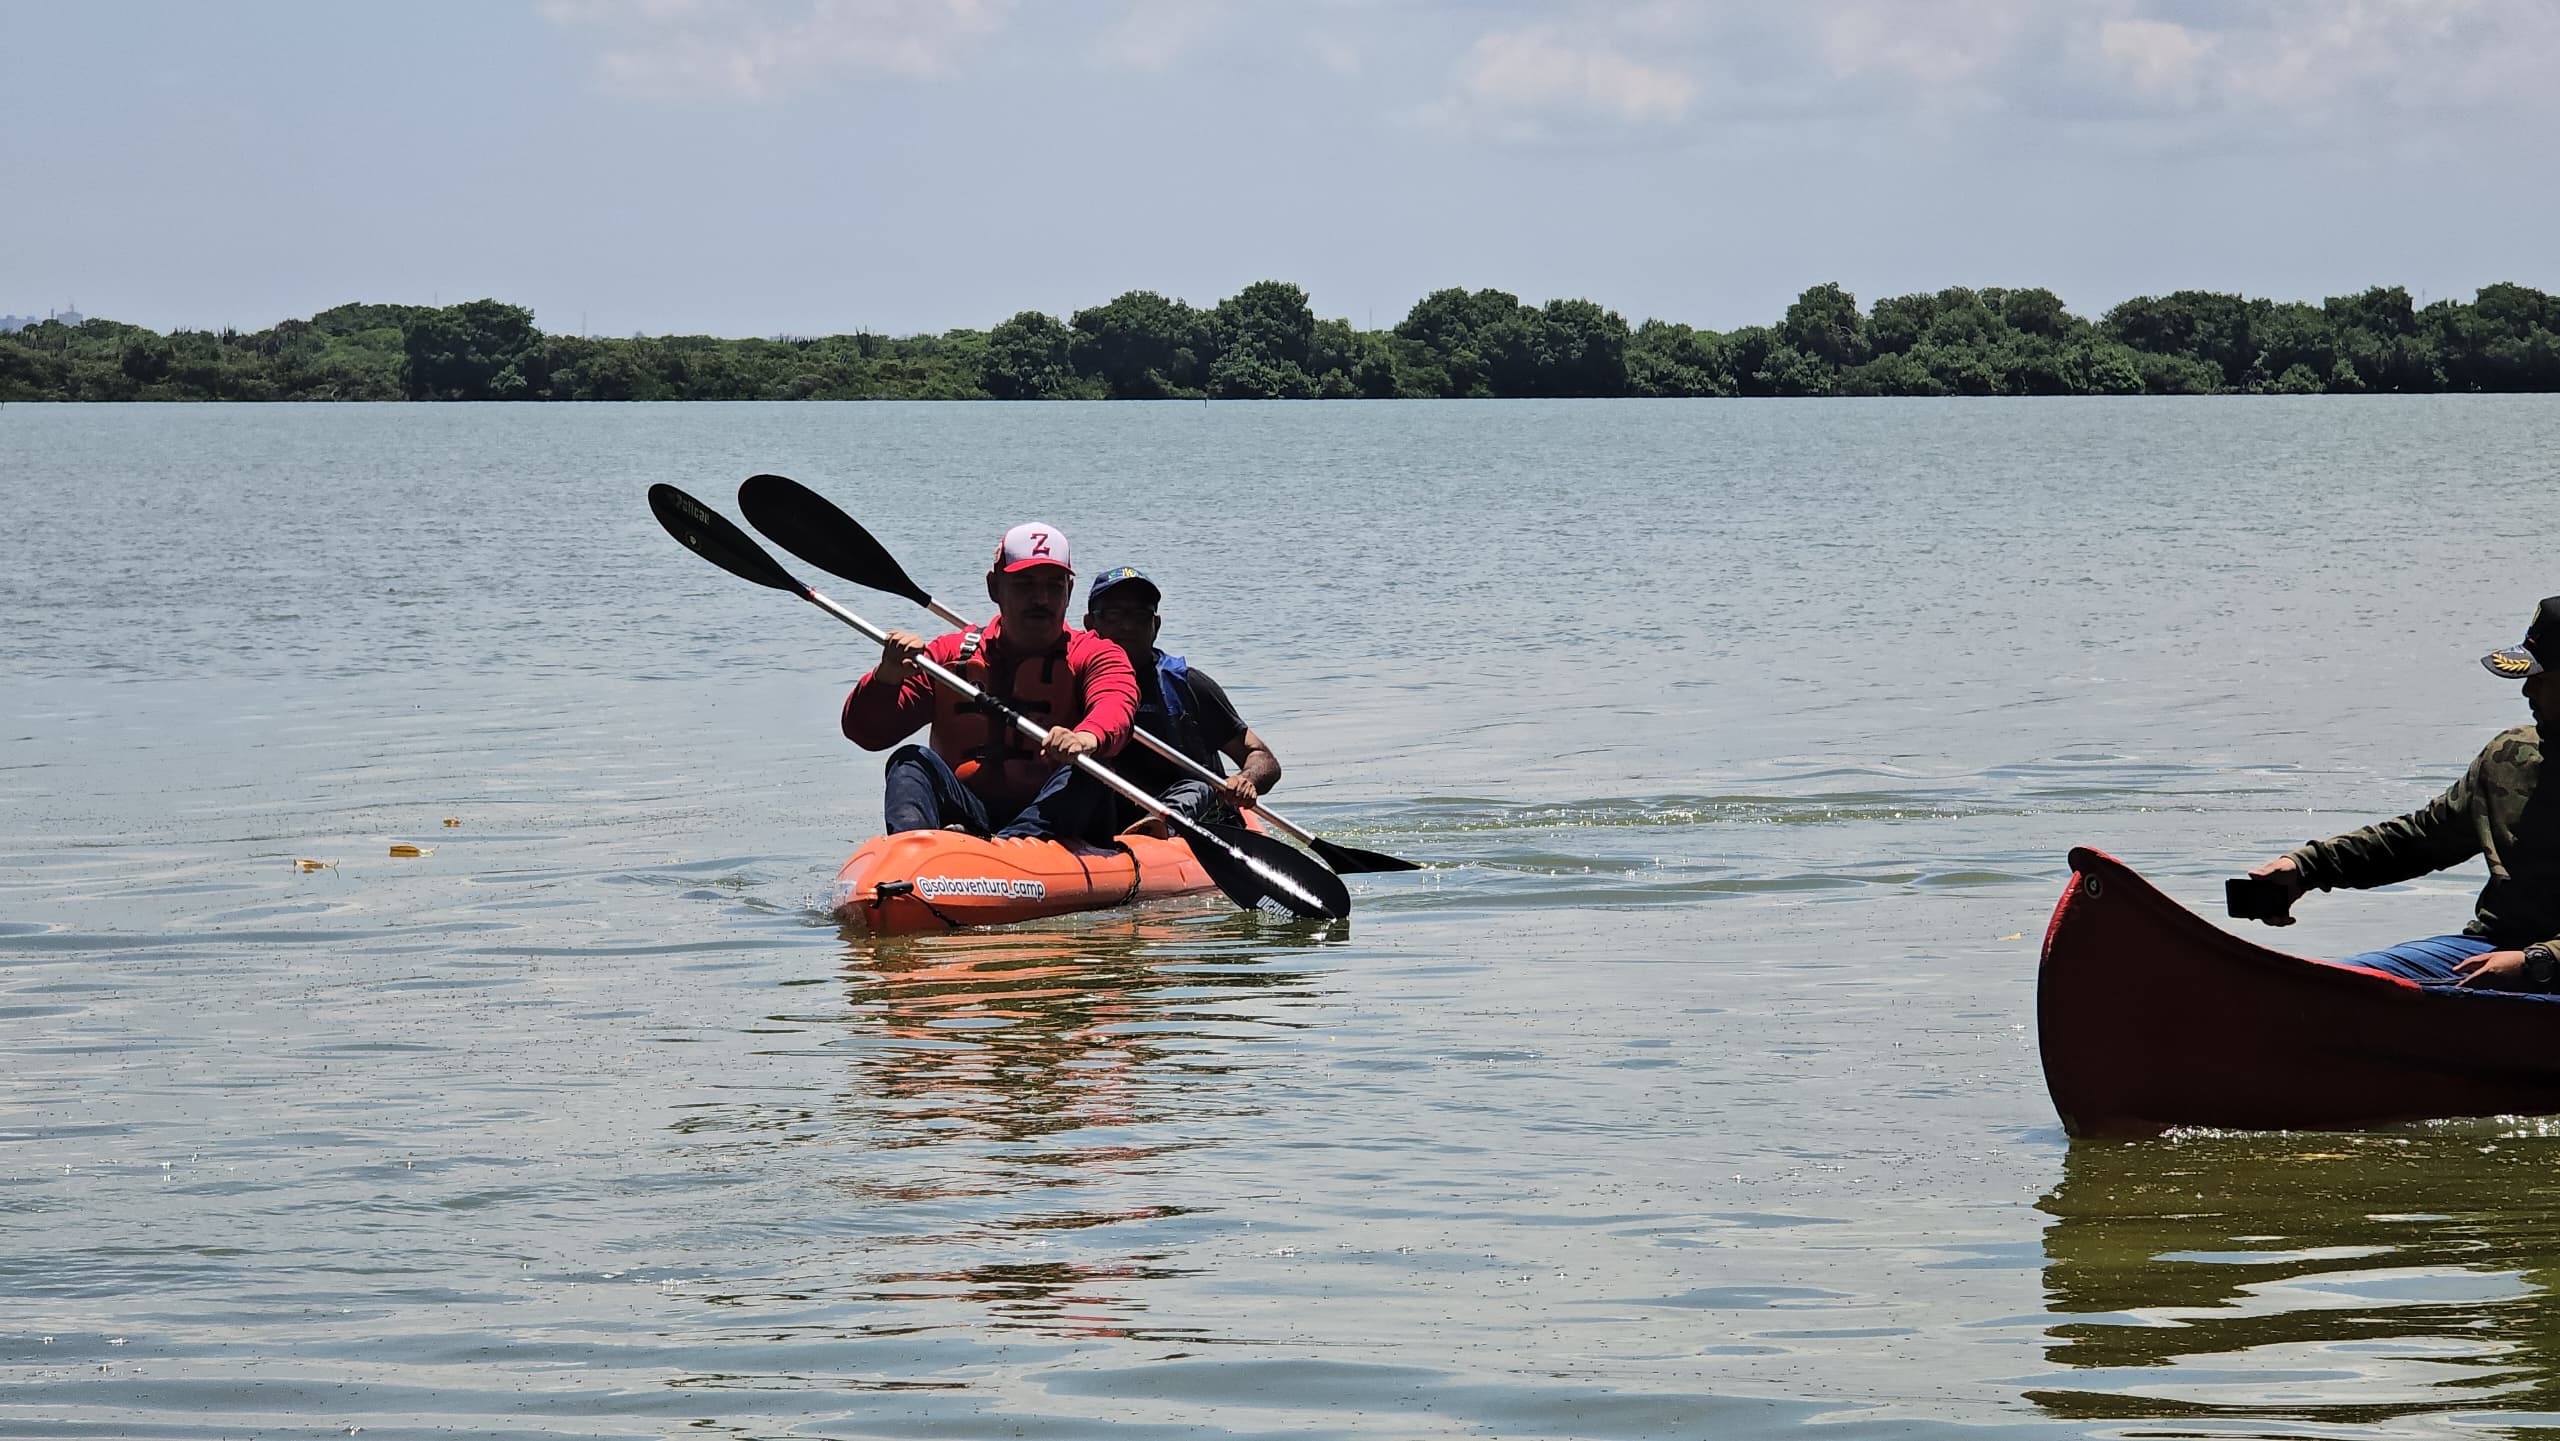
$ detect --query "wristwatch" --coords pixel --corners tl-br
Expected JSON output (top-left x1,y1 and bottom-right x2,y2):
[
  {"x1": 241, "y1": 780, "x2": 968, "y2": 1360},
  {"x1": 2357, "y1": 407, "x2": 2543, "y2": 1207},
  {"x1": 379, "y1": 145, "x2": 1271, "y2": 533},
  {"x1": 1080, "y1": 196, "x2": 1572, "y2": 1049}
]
[{"x1": 2525, "y1": 944, "x2": 2558, "y2": 991}]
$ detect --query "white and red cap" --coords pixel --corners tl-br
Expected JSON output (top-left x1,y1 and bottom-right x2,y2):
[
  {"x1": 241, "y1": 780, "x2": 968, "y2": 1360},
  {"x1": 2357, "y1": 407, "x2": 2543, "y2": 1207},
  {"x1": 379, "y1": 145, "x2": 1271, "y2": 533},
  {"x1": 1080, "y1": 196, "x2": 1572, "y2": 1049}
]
[{"x1": 993, "y1": 522, "x2": 1072, "y2": 574}]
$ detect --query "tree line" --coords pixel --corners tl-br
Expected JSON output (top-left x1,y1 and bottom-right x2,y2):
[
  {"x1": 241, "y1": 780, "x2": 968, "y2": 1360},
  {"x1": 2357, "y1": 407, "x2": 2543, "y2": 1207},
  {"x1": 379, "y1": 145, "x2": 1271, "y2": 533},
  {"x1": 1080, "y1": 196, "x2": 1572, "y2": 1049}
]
[{"x1": 5, "y1": 280, "x2": 2557, "y2": 402}]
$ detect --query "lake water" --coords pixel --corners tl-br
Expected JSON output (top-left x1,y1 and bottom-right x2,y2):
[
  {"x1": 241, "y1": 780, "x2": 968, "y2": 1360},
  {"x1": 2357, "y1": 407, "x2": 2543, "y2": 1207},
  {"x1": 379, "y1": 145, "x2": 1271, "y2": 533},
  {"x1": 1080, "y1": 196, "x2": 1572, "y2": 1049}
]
[{"x1": 5, "y1": 397, "x2": 2560, "y2": 1438}]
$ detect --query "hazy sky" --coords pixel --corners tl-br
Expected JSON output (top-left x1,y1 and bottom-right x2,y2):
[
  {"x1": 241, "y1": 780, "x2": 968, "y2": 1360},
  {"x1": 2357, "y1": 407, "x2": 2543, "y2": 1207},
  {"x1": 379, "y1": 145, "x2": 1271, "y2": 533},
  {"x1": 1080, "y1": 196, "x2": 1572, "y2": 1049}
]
[{"x1": 9, "y1": 0, "x2": 2558, "y2": 336}]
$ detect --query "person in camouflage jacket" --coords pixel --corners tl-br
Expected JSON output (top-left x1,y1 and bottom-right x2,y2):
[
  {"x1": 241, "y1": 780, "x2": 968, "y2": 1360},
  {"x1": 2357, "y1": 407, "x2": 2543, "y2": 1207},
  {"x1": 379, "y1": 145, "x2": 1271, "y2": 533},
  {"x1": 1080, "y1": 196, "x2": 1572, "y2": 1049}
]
[{"x1": 2247, "y1": 596, "x2": 2560, "y2": 990}]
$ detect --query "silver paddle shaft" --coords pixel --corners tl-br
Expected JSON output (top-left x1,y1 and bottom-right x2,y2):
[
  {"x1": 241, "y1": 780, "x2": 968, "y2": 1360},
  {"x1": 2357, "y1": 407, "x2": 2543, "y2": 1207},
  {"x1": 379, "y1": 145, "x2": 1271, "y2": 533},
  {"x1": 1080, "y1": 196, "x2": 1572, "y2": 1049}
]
[
  {"x1": 811, "y1": 586, "x2": 1178, "y2": 823},
  {"x1": 917, "y1": 597, "x2": 1323, "y2": 849}
]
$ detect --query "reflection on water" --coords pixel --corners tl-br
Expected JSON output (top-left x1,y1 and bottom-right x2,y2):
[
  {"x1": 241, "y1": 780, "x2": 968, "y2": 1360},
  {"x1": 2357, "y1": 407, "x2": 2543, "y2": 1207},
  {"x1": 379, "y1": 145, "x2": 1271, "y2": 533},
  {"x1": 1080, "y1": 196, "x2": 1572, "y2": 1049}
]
[
  {"x1": 697, "y1": 910, "x2": 1330, "y2": 1346},
  {"x1": 2032, "y1": 1132, "x2": 2560, "y2": 1433}
]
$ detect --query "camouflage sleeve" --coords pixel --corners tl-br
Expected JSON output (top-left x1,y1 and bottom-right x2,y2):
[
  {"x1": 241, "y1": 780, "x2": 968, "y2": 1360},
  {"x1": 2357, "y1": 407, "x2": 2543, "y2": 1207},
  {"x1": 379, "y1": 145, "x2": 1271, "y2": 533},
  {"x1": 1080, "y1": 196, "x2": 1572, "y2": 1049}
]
[{"x1": 2285, "y1": 760, "x2": 2484, "y2": 892}]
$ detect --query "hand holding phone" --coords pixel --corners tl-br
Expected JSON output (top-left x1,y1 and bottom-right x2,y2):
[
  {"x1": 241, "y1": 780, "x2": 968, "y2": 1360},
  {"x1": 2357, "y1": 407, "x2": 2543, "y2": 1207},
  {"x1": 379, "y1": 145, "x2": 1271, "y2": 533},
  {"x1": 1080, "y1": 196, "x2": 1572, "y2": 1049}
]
[{"x1": 2226, "y1": 875, "x2": 2297, "y2": 926}]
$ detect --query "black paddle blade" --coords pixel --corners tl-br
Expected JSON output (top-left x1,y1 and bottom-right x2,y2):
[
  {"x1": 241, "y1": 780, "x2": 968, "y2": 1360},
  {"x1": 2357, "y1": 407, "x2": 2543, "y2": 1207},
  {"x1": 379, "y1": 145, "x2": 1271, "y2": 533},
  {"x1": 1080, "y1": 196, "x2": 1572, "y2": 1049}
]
[
  {"x1": 649, "y1": 484, "x2": 806, "y2": 595},
  {"x1": 1171, "y1": 814, "x2": 1352, "y2": 920},
  {"x1": 738, "y1": 473, "x2": 935, "y2": 608},
  {"x1": 1308, "y1": 835, "x2": 1424, "y2": 874}
]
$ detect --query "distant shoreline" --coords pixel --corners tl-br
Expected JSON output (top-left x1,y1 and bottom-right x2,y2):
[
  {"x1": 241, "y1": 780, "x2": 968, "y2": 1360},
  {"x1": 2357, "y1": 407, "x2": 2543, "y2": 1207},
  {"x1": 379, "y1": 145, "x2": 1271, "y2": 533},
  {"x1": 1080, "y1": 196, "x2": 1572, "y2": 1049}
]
[{"x1": 5, "y1": 280, "x2": 2554, "y2": 402}]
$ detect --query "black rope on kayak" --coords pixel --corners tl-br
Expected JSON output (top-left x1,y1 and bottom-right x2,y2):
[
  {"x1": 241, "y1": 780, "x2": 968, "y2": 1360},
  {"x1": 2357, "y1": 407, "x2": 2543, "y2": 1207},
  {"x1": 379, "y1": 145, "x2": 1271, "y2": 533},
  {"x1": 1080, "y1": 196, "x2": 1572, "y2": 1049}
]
[
  {"x1": 1062, "y1": 839, "x2": 1143, "y2": 909},
  {"x1": 1104, "y1": 839, "x2": 1141, "y2": 907},
  {"x1": 872, "y1": 879, "x2": 962, "y2": 930}
]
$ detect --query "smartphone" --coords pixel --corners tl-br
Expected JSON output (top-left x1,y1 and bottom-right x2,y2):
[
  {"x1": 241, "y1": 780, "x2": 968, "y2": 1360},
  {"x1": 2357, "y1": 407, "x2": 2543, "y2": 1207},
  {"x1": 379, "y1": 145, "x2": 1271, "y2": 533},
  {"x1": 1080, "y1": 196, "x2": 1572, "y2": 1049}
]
[{"x1": 2225, "y1": 875, "x2": 2295, "y2": 923}]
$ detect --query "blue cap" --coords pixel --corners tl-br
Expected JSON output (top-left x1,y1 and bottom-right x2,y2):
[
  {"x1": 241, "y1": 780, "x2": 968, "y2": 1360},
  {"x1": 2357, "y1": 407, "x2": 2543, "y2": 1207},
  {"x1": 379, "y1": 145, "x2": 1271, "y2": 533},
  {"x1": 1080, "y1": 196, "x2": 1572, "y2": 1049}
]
[{"x1": 1087, "y1": 565, "x2": 1160, "y2": 607}]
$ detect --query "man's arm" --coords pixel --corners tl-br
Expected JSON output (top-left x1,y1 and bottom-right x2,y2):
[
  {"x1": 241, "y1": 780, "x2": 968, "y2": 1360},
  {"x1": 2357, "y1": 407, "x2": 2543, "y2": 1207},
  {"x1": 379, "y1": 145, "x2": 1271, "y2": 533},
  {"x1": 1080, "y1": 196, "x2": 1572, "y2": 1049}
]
[
  {"x1": 1219, "y1": 727, "x2": 1282, "y2": 808},
  {"x1": 2287, "y1": 772, "x2": 2483, "y2": 892},
  {"x1": 1187, "y1": 669, "x2": 1278, "y2": 807},
  {"x1": 2247, "y1": 759, "x2": 2485, "y2": 920},
  {"x1": 1054, "y1": 633, "x2": 1138, "y2": 758},
  {"x1": 841, "y1": 630, "x2": 942, "y2": 750}
]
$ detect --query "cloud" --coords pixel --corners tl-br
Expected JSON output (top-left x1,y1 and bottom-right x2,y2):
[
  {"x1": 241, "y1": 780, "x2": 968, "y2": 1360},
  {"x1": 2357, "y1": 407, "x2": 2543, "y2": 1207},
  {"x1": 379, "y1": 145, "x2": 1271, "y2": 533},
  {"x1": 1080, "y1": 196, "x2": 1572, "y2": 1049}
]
[
  {"x1": 1724, "y1": 0, "x2": 2560, "y2": 136},
  {"x1": 1307, "y1": 31, "x2": 1364, "y2": 78},
  {"x1": 2098, "y1": 18, "x2": 2210, "y2": 98},
  {"x1": 2072, "y1": 0, "x2": 2560, "y2": 121},
  {"x1": 540, "y1": 0, "x2": 1007, "y2": 101},
  {"x1": 1091, "y1": 0, "x2": 1229, "y2": 71},
  {"x1": 1812, "y1": 0, "x2": 2039, "y2": 95},
  {"x1": 539, "y1": 0, "x2": 2560, "y2": 135},
  {"x1": 1433, "y1": 24, "x2": 1696, "y2": 133}
]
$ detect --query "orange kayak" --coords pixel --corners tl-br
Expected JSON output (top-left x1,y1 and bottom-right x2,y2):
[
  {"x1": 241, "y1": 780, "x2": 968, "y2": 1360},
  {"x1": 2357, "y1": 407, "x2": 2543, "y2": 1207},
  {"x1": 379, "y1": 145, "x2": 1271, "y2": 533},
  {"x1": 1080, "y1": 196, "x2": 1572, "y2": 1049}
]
[{"x1": 828, "y1": 827, "x2": 1237, "y2": 933}]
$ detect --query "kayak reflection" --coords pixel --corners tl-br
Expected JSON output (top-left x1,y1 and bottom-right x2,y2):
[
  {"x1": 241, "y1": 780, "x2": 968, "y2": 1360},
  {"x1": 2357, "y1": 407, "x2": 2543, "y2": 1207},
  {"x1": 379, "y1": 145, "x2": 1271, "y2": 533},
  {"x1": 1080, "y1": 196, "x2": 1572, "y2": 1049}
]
[
  {"x1": 2030, "y1": 1133, "x2": 2560, "y2": 1428},
  {"x1": 822, "y1": 911, "x2": 1334, "y2": 1340}
]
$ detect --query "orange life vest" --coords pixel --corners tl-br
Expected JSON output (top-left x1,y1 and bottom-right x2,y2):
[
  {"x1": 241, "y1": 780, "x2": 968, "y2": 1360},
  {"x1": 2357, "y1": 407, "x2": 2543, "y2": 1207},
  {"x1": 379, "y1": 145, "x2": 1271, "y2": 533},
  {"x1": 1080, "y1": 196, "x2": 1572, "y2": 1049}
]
[{"x1": 928, "y1": 626, "x2": 1083, "y2": 802}]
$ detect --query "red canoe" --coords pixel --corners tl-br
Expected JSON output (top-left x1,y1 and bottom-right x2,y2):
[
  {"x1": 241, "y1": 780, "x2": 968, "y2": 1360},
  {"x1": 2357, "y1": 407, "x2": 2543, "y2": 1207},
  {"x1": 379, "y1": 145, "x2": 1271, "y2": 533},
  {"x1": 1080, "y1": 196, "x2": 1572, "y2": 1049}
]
[{"x1": 2038, "y1": 846, "x2": 2560, "y2": 1137}]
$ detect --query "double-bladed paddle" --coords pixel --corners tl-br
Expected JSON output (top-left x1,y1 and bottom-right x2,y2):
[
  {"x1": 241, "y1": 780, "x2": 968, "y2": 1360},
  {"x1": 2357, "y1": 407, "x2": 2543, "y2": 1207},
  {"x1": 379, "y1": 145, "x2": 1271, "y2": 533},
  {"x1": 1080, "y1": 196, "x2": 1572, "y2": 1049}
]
[
  {"x1": 647, "y1": 483, "x2": 1351, "y2": 921},
  {"x1": 735, "y1": 471, "x2": 1422, "y2": 875}
]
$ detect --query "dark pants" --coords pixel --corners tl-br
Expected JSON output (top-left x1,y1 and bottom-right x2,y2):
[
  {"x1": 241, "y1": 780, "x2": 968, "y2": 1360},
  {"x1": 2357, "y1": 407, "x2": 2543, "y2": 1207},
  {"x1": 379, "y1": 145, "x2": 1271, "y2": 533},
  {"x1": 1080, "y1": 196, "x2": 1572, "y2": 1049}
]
[
  {"x1": 2325, "y1": 934, "x2": 2496, "y2": 984},
  {"x1": 1107, "y1": 778, "x2": 1231, "y2": 832},
  {"x1": 882, "y1": 745, "x2": 1112, "y2": 843}
]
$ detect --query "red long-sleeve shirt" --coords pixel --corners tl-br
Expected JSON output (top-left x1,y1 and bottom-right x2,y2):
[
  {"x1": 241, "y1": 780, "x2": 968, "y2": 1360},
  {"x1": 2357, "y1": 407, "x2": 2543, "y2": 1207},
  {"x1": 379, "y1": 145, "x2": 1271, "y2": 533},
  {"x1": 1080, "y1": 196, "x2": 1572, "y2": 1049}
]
[{"x1": 841, "y1": 618, "x2": 1138, "y2": 802}]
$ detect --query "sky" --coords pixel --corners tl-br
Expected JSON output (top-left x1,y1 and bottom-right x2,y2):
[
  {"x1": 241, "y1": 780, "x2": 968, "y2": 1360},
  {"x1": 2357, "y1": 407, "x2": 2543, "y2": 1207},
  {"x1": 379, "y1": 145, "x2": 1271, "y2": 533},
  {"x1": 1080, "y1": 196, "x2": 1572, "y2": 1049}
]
[{"x1": 6, "y1": 0, "x2": 2558, "y2": 337}]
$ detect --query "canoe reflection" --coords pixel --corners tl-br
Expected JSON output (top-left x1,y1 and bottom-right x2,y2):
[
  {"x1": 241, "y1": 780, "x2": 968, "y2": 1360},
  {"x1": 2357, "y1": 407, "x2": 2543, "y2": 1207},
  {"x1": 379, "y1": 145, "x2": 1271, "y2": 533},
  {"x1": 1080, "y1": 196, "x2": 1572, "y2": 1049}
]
[
  {"x1": 823, "y1": 909, "x2": 1329, "y2": 1340},
  {"x1": 2031, "y1": 1133, "x2": 2560, "y2": 1428}
]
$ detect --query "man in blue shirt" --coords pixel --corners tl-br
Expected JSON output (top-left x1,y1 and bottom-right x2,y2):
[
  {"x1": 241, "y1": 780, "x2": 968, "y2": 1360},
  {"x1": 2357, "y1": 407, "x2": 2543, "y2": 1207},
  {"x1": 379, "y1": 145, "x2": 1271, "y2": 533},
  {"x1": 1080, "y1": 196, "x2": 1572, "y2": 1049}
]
[{"x1": 1081, "y1": 565, "x2": 1281, "y2": 833}]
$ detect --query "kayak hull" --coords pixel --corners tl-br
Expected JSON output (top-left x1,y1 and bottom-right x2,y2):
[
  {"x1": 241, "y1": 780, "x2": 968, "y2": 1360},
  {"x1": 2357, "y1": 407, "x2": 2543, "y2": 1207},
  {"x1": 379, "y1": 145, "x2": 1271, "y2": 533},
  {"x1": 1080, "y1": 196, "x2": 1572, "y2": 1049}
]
[
  {"x1": 2038, "y1": 846, "x2": 2560, "y2": 1137},
  {"x1": 829, "y1": 829, "x2": 1223, "y2": 933}
]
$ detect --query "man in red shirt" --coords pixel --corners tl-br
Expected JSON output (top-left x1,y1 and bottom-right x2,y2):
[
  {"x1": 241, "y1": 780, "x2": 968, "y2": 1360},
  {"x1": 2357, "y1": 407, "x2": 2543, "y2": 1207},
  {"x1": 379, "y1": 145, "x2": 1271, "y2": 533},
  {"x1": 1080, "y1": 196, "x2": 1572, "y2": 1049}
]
[{"x1": 841, "y1": 521, "x2": 1139, "y2": 842}]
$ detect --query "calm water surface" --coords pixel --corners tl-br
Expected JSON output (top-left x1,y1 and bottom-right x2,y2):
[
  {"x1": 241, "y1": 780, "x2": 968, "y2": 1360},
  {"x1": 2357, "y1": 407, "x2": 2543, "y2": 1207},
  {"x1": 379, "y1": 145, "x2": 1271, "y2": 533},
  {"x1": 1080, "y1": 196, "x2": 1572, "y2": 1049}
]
[{"x1": 4, "y1": 399, "x2": 2560, "y2": 1438}]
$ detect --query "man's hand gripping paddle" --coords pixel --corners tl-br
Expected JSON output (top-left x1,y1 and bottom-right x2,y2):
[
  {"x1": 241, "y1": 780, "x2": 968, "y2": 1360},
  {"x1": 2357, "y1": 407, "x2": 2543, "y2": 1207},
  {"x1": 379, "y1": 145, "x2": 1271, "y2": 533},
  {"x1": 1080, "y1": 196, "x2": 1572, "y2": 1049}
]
[
  {"x1": 648, "y1": 484, "x2": 1350, "y2": 921},
  {"x1": 734, "y1": 471, "x2": 1421, "y2": 875}
]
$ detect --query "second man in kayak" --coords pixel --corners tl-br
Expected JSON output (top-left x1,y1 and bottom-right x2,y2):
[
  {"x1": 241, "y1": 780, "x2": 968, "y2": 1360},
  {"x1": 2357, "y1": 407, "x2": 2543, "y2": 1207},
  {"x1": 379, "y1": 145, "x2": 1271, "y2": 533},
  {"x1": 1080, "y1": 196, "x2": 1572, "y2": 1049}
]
[
  {"x1": 842, "y1": 522, "x2": 1138, "y2": 841},
  {"x1": 1082, "y1": 564, "x2": 1281, "y2": 833}
]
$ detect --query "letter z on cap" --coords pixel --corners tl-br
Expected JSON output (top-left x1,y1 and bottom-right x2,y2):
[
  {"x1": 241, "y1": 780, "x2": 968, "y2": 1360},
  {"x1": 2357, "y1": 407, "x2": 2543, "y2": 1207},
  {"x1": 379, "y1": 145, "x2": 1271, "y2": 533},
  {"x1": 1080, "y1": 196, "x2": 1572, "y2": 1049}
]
[{"x1": 994, "y1": 522, "x2": 1072, "y2": 574}]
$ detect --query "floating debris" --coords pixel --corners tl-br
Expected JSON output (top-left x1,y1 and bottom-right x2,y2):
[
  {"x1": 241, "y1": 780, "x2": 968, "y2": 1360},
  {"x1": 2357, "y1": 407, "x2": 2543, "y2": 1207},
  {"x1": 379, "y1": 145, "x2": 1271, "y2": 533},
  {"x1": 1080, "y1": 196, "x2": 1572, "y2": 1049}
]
[
  {"x1": 388, "y1": 844, "x2": 433, "y2": 858},
  {"x1": 442, "y1": 818, "x2": 460, "y2": 827},
  {"x1": 295, "y1": 859, "x2": 337, "y2": 873}
]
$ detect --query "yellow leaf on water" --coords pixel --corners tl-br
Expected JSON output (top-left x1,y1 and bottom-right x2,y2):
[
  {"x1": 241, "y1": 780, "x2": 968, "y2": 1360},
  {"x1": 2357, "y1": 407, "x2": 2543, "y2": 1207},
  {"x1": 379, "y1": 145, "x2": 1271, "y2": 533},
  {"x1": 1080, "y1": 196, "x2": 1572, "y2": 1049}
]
[
  {"x1": 388, "y1": 844, "x2": 432, "y2": 858},
  {"x1": 442, "y1": 818, "x2": 460, "y2": 827},
  {"x1": 295, "y1": 859, "x2": 336, "y2": 872},
  {"x1": 1998, "y1": 932, "x2": 2024, "y2": 941}
]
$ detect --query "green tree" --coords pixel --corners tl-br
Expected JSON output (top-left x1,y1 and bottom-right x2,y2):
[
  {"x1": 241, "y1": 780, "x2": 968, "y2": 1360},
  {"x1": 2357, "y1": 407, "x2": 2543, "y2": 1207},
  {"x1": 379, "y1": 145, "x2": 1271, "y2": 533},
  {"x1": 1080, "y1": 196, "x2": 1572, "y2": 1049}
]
[
  {"x1": 2058, "y1": 341, "x2": 2146, "y2": 396},
  {"x1": 980, "y1": 311, "x2": 1080, "y2": 399},
  {"x1": 119, "y1": 336, "x2": 173, "y2": 384},
  {"x1": 2325, "y1": 288, "x2": 2441, "y2": 392},
  {"x1": 1069, "y1": 291, "x2": 1210, "y2": 398},
  {"x1": 1520, "y1": 298, "x2": 1631, "y2": 396},
  {"x1": 1867, "y1": 294, "x2": 1937, "y2": 355},
  {"x1": 2103, "y1": 291, "x2": 2256, "y2": 389},
  {"x1": 1781, "y1": 282, "x2": 1869, "y2": 368},
  {"x1": 2252, "y1": 302, "x2": 2333, "y2": 389},
  {"x1": 2438, "y1": 282, "x2": 2560, "y2": 391},
  {"x1": 1998, "y1": 287, "x2": 2070, "y2": 339},
  {"x1": 1627, "y1": 321, "x2": 1737, "y2": 397},
  {"x1": 1309, "y1": 318, "x2": 1397, "y2": 398},
  {"x1": 1394, "y1": 287, "x2": 1524, "y2": 397},
  {"x1": 1211, "y1": 281, "x2": 1316, "y2": 371},
  {"x1": 1203, "y1": 281, "x2": 1318, "y2": 397},
  {"x1": 1206, "y1": 350, "x2": 1318, "y2": 399},
  {"x1": 1841, "y1": 351, "x2": 1946, "y2": 397},
  {"x1": 402, "y1": 300, "x2": 540, "y2": 400}
]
